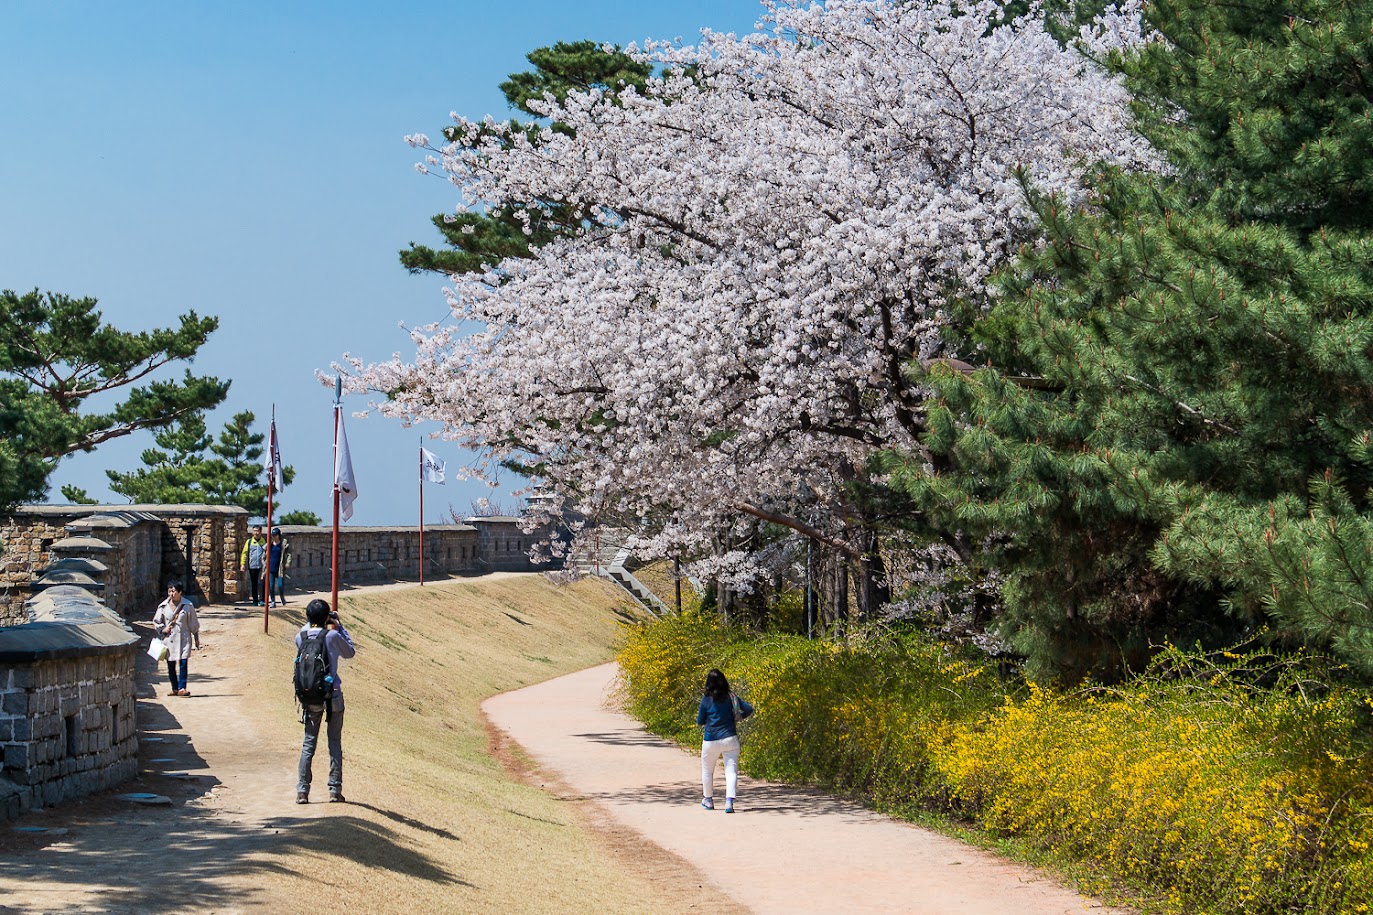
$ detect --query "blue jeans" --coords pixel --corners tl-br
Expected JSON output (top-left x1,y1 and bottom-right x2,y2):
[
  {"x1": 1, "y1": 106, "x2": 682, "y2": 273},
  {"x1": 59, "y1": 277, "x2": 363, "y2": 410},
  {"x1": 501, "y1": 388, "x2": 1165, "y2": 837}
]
[
  {"x1": 297, "y1": 695, "x2": 345, "y2": 794},
  {"x1": 165, "y1": 658, "x2": 188, "y2": 691},
  {"x1": 270, "y1": 573, "x2": 286, "y2": 604}
]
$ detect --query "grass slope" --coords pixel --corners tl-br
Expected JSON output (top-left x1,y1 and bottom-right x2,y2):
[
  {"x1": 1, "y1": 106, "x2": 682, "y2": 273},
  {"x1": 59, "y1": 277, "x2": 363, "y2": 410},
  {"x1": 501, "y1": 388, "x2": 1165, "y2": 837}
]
[{"x1": 248, "y1": 576, "x2": 656, "y2": 913}]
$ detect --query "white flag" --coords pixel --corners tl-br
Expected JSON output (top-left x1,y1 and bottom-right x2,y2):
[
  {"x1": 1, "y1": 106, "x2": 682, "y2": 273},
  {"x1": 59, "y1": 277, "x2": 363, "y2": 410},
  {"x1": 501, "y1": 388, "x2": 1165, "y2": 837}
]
[
  {"x1": 421, "y1": 447, "x2": 446, "y2": 484},
  {"x1": 265, "y1": 419, "x2": 284, "y2": 492},
  {"x1": 334, "y1": 412, "x2": 358, "y2": 522}
]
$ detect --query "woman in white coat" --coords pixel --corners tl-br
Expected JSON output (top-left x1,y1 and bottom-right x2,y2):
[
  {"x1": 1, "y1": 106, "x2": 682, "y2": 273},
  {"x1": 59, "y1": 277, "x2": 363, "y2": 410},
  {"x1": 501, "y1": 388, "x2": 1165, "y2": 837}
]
[{"x1": 153, "y1": 579, "x2": 200, "y2": 697}]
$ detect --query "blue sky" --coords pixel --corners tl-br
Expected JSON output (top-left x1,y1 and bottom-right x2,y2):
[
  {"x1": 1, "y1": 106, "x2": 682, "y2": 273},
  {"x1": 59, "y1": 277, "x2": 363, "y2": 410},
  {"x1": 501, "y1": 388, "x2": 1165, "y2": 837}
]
[{"x1": 0, "y1": 0, "x2": 761, "y2": 525}]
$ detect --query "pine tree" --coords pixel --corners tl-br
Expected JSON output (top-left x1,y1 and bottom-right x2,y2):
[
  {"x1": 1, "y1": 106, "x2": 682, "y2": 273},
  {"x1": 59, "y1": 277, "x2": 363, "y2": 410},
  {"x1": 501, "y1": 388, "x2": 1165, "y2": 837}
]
[
  {"x1": 893, "y1": 0, "x2": 1373, "y2": 680},
  {"x1": 0, "y1": 289, "x2": 226, "y2": 511},
  {"x1": 106, "y1": 410, "x2": 296, "y2": 517},
  {"x1": 400, "y1": 41, "x2": 651, "y2": 277},
  {"x1": 106, "y1": 412, "x2": 215, "y2": 504}
]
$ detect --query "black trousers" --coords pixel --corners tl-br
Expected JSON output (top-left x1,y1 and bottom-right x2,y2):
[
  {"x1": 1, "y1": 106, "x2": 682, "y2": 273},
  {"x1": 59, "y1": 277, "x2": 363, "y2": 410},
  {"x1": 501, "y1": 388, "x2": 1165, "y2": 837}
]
[{"x1": 247, "y1": 567, "x2": 262, "y2": 603}]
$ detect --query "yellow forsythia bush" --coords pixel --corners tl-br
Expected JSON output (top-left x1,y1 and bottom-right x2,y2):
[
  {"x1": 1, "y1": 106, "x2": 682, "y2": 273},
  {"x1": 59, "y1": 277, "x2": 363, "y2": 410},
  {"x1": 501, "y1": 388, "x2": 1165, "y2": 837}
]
[
  {"x1": 619, "y1": 614, "x2": 1002, "y2": 802},
  {"x1": 929, "y1": 647, "x2": 1373, "y2": 914},
  {"x1": 618, "y1": 619, "x2": 1373, "y2": 914}
]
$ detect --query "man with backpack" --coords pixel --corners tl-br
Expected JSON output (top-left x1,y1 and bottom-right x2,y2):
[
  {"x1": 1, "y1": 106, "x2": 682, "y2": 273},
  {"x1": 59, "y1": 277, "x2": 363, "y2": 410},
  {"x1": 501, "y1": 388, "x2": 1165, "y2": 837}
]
[{"x1": 295, "y1": 598, "x2": 356, "y2": 804}]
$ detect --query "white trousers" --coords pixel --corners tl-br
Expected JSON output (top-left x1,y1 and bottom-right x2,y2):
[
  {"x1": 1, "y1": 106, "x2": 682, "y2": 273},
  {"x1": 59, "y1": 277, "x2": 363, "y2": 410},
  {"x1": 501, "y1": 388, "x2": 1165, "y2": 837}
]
[{"x1": 701, "y1": 735, "x2": 740, "y2": 800}]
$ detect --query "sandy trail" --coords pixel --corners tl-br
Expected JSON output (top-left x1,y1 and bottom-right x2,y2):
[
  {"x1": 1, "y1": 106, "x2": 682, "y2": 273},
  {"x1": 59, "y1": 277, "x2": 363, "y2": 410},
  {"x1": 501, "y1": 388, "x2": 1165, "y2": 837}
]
[
  {"x1": 484, "y1": 663, "x2": 1133, "y2": 915},
  {"x1": 0, "y1": 577, "x2": 739, "y2": 915},
  {"x1": 4, "y1": 579, "x2": 1128, "y2": 914},
  {"x1": 0, "y1": 599, "x2": 299, "y2": 913},
  {"x1": 0, "y1": 581, "x2": 511, "y2": 913}
]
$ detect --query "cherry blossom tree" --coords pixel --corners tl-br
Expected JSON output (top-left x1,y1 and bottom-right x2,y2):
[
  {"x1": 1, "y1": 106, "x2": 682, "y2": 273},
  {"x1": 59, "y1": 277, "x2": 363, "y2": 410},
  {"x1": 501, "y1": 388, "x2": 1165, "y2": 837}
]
[{"x1": 347, "y1": 0, "x2": 1148, "y2": 609}]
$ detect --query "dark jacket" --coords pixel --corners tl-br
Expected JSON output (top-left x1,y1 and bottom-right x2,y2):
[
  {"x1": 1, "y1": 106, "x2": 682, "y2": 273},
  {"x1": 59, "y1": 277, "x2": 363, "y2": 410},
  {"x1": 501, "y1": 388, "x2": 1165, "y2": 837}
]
[{"x1": 697, "y1": 693, "x2": 753, "y2": 741}]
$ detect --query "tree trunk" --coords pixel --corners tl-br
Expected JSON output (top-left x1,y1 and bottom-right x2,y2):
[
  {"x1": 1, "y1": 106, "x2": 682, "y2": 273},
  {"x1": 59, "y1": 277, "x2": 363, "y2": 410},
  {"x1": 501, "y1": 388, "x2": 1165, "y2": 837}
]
[
  {"x1": 857, "y1": 528, "x2": 890, "y2": 621},
  {"x1": 674, "y1": 557, "x2": 683, "y2": 615},
  {"x1": 805, "y1": 538, "x2": 818, "y2": 639},
  {"x1": 834, "y1": 560, "x2": 849, "y2": 637}
]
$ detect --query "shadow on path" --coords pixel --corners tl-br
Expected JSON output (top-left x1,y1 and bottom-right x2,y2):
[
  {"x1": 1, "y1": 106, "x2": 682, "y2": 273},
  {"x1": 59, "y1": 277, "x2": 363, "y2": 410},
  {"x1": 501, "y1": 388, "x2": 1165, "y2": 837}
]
[
  {"x1": 1, "y1": 809, "x2": 472, "y2": 912},
  {"x1": 1, "y1": 603, "x2": 473, "y2": 912},
  {"x1": 572, "y1": 730, "x2": 681, "y2": 750},
  {"x1": 579, "y1": 780, "x2": 870, "y2": 819}
]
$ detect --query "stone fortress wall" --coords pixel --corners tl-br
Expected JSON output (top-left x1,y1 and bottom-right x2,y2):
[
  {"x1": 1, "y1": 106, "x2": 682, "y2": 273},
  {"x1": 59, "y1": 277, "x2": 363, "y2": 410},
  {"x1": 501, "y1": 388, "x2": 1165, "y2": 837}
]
[
  {"x1": 0, "y1": 503, "x2": 555, "y2": 821},
  {"x1": 269, "y1": 517, "x2": 542, "y2": 592},
  {"x1": 0, "y1": 588, "x2": 140, "y2": 820},
  {"x1": 2, "y1": 506, "x2": 550, "y2": 626},
  {"x1": 0, "y1": 505, "x2": 245, "y2": 625}
]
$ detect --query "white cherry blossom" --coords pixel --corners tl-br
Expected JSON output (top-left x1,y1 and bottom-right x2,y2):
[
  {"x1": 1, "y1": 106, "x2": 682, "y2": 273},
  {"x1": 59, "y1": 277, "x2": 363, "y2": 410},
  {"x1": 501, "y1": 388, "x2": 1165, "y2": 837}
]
[{"x1": 345, "y1": 0, "x2": 1148, "y2": 566}]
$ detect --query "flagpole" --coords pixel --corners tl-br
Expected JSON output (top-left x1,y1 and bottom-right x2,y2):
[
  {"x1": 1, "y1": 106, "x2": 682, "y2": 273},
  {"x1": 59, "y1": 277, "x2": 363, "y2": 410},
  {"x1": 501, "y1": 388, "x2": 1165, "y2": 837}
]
[
  {"x1": 264, "y1": 404, "x2": 276, "y2": 633},
  {"x1": 331, "y1": 378, "x2": 341, "y2": 613},
  {"x1": 419, "y1": 438, "x2": 425, "y2": 586}
]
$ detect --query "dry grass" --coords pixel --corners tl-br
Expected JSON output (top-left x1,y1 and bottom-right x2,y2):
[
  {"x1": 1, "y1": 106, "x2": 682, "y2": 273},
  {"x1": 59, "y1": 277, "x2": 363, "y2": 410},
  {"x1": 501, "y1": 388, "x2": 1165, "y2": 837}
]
[
  {"x1": 245, "y1": 575, "x2": 666, "y2": 914},
  {"x1": 630, "y1": 559, "x2": 699, "y2": 613}
]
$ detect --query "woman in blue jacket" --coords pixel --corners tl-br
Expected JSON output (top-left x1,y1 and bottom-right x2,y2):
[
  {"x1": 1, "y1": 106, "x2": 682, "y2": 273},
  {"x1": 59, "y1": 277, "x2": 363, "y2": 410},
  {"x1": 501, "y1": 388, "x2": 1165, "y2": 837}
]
[{"x1": 697, "y1": 668, "x2": 753, "y2": 813}]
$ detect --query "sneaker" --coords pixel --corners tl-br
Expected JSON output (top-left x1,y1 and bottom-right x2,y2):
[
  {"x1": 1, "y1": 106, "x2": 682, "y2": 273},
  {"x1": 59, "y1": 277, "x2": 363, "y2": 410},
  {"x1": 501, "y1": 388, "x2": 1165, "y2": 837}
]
[
  {"x1": 296, "y1": 791, "x2": 308, "y2": 804},
  {"x1": 700, "y1": 798, "x2": 714, "y2": 810},
  {"x1": 329, "y1": 790, "x2": 346, "y2": 803},
  {"x1": 725, "y1": 799, "x2": 735, "y2": 814}
]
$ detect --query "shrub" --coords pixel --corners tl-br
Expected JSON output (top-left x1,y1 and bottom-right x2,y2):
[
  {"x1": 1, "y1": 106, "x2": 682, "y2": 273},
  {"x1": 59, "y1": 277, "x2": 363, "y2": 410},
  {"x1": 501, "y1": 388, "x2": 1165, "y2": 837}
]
[
  {"x1": 619, "y1": 618, "x2": 1373, "y2": 914},
  {"x1": 929, "y1": 647, "x2": 1373, "y2": 914},
  {"x1": 618, "y1": 615, "x2": 1003, "y2": 803}
]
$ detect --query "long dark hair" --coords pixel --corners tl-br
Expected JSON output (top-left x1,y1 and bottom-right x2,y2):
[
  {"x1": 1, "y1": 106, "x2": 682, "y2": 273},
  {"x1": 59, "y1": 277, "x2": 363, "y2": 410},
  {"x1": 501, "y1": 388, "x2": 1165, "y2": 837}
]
[{"x1": 704, "y1": 668, "x2": 731, "y2": 700}]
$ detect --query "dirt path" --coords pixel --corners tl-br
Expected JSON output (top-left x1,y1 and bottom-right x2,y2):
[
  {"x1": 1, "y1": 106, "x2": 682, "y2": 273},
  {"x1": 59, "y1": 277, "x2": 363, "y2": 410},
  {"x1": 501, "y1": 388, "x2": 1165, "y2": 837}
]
[
  {"x1": 484, "y1": 663, "x2": 1134, "y2": 915},
  {"x1": 4, "y1": 581, "x2": 1128, "y2": 914},
  {"x1": 0, "y1": 578, "x2": 746, "y2": 914},
  {"x1": 0, "y1": 579, "x2": 540, "y2": 912},
  {"x1": 0, "y1": 598, "x2": 298, "y2": 913}
]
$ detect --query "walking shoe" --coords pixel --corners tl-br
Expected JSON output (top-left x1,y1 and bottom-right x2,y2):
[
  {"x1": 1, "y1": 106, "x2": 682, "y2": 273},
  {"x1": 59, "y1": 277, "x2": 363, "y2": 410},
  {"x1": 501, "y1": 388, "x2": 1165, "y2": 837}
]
[
  {"x1": 725, "y1": 799, "x2": 735, "y2": 813},
  {"x1": 296, "y1": 791, "x2": 308, "y2": 804},
  {"x1": 329, "y1": 790, "x2": 346, "y2": 803},
  {"x1": 700, "y1": 798, "x2": 714, "y2": 810}
]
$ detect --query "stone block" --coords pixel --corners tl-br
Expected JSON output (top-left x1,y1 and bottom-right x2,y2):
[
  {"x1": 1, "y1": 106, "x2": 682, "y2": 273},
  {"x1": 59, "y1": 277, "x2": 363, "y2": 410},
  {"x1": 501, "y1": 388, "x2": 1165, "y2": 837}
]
[
  {"x1": 7, "y1": 666, "x2": 35, "y2": 690},
  {"x1": 12, "y1": 716, "x2": 31, "y2": 741},
  {"x1": 34, "y1": 712, "x2": 59, "y2": 740},
  {"x1": 1, "y1": 690, "x2": 27, "y2": 716},
  {"x1": 4, "y1": 743, "x2": 34, "y2": 771}
]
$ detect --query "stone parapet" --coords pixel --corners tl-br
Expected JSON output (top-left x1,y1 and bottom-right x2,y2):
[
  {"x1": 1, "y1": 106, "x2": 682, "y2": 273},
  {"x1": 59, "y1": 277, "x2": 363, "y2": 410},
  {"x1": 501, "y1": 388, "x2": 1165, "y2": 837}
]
[
  {"x1": 1, "y1": 505, "x2": 250, "y2": 624},
  {"x1": 0, "y1": 507, "x2": 92, "y2": 626},
  {"x1": 274, "y1": 524, "x2": 483, "y2": 590},
  {"x1": 0, "y1": 592, "x2": 139, "y2": 821}
]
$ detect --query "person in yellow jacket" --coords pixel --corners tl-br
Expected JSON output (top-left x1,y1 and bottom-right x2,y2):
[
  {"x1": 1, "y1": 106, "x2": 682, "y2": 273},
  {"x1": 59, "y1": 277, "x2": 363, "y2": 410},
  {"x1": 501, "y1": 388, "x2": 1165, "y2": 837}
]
[{"x1": 240, "y1": 524, "x2": 267, "y2": 606}]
